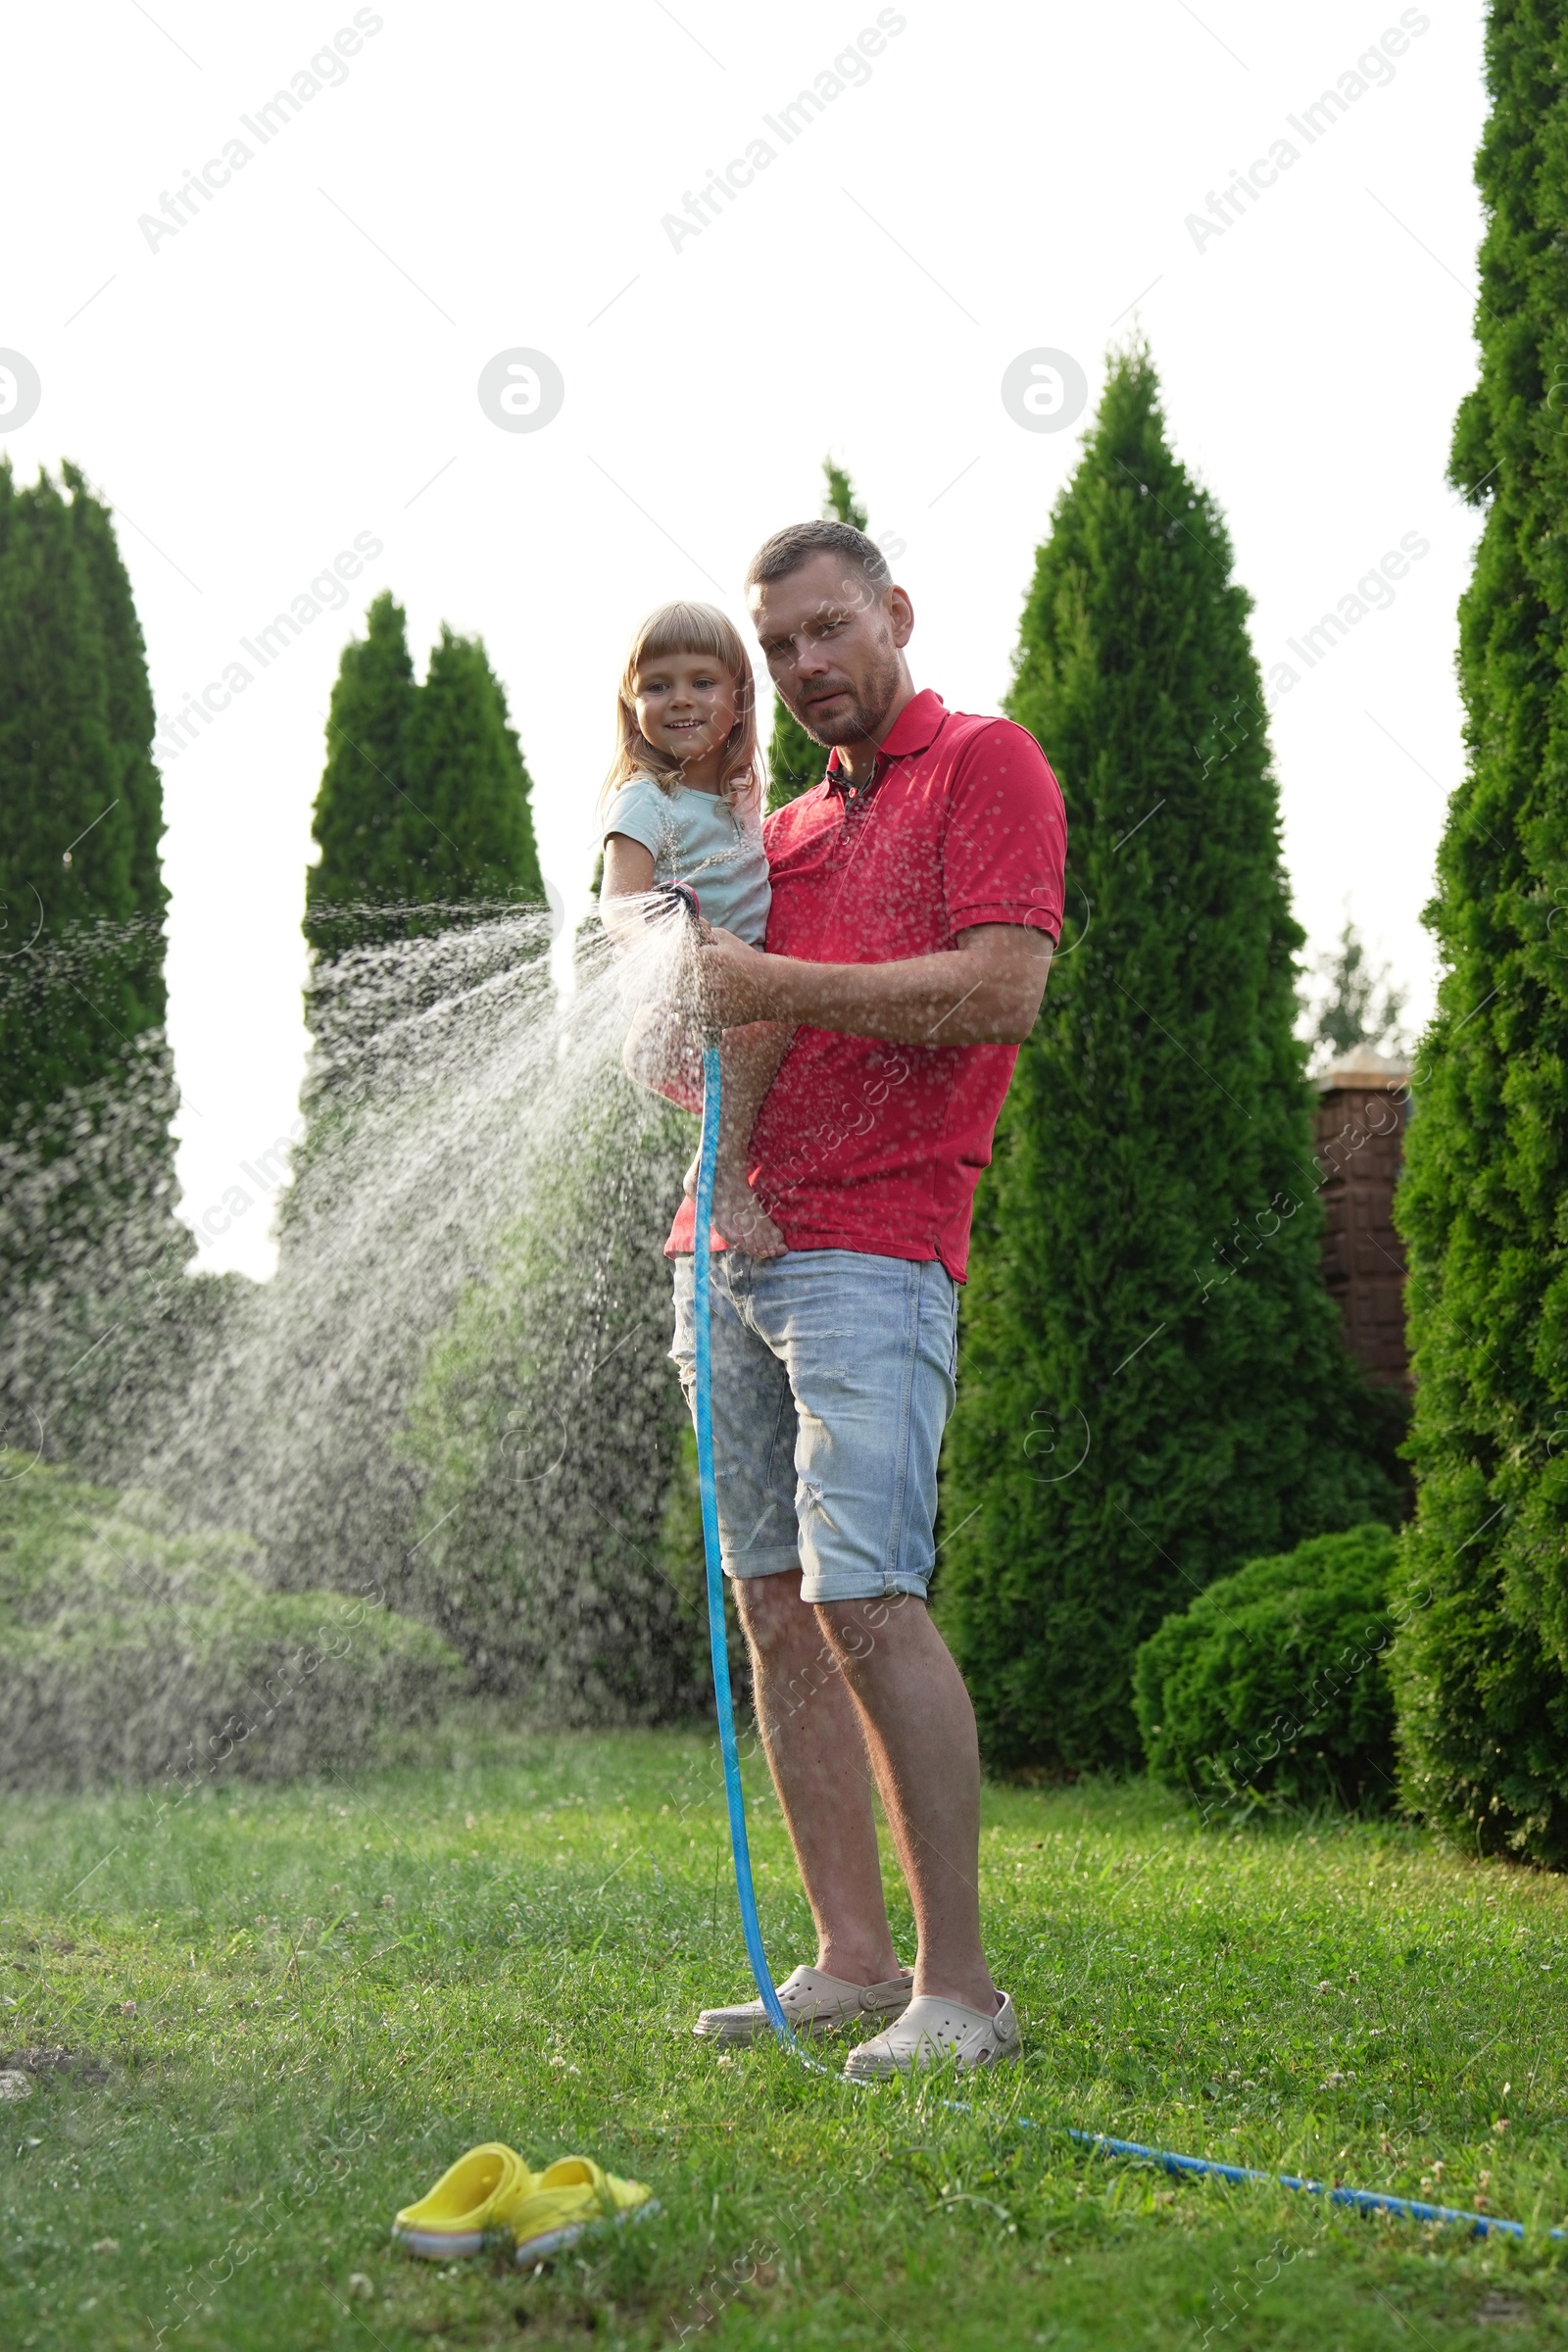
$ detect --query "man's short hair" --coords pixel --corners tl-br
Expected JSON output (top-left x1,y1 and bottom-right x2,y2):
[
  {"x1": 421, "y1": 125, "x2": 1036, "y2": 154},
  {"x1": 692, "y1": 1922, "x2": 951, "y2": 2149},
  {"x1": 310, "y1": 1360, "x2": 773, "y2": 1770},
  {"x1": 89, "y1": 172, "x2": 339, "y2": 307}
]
[{"x1": 745, "y1": 519, "x2": 891, "y2": 595}]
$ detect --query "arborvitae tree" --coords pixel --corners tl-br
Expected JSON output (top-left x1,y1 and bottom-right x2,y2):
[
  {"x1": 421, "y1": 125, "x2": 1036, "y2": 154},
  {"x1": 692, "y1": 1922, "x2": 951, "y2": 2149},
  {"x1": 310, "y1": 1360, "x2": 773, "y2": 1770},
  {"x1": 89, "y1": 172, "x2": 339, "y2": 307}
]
[
  {"x1": 276, "y1": 599, "x2": 547, "y2": 1547},
  {"x1": 306, "y1": 596, "x2": 543, "y2": 958},
  {"x1": 1390, "y1": 3, "x2": 1568, "y2": 1866},
  {"x1": 939, "y1": 349, "x2": 1402, "y2": 1773},
  {"x1": 61, "y1": 465, "x2": 168, "y2": 942},
  {"x1": 305, "y1": 591, "x2": 418, "y2": 959},
  {"x1": 400, "y1": 626, "x2": 544, "y2": 909},
  {"x1": 822, "y1": 460, "x2": 866, "y2": 534},
  {"x1": 0, "y1": 461, "x2": 185, "y2": 1473},
  {"x1": 1307, "y1": 917, "x2": 1406, "y2": 1062},
  {"x1": 766, "y1": 459, "x2": 868, "y2": 811},
  {"x1": 0, "y1": 463, "x2": 162, "y2": 1135}
]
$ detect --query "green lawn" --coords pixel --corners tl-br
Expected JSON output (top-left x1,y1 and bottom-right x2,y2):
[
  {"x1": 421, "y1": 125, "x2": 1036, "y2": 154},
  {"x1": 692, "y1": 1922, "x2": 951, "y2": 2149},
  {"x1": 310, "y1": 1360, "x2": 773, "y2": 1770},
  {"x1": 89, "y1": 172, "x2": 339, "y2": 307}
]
[{"x1": 3, "y1": 1717, "x2": 1567, "y2": 2349}]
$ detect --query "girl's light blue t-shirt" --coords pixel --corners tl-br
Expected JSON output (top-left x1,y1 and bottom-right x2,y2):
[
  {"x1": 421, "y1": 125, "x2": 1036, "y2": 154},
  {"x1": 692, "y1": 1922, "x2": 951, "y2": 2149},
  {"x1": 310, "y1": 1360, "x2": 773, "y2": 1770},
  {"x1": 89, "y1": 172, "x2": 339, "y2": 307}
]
[{"x1": 603, "y1": 773, "x2": 771, "y2": 948}]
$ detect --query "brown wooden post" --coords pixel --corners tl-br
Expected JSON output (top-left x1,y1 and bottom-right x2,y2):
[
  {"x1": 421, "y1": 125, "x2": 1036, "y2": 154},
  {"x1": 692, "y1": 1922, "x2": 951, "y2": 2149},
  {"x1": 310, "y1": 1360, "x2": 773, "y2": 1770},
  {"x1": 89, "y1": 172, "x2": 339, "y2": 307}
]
[{"x1": 1311, "y1": 1047, "x2": 1411, "y2": 1391}]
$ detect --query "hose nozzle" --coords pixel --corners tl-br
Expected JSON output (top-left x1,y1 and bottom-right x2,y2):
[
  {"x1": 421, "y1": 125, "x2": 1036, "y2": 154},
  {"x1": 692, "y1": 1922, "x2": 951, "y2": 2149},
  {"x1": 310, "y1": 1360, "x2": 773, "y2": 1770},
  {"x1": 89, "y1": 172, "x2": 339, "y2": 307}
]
[
  {"x1": 654, "y1": 880, "x2": 702, "y2": 924},
  {"x1": 651, "y1": 881, "x2": 717, "y2": 1042}
]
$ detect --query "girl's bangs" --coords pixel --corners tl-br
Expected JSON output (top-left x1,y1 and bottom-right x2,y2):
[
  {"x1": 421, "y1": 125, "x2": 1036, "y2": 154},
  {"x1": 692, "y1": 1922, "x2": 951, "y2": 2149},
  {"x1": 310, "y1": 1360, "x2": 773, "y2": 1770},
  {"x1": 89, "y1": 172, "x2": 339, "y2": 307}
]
[{"x1": 627, "y1": 601, "x2": 749, "y2": 680}]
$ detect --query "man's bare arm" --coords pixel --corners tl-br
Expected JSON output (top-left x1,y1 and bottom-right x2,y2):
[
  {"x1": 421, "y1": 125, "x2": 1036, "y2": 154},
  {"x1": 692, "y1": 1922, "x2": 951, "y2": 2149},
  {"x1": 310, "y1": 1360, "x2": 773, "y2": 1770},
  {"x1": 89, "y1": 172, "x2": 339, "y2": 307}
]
[{"x1": 696, "y1": 922, "x2": 1054, "y2": 1047}]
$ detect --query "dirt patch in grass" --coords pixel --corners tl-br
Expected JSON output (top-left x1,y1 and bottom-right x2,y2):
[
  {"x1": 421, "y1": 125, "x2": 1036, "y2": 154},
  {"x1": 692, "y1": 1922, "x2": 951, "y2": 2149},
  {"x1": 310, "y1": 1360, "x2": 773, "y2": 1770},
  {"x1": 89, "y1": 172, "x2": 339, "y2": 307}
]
[{"x1": 0, "y1": 2041, "x2": 109, "y2": 2081}]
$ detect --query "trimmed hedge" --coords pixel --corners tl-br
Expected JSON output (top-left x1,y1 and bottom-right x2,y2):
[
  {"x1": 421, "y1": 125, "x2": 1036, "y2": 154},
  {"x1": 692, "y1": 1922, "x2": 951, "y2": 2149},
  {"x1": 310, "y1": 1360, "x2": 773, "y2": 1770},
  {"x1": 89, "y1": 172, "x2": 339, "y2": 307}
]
[
  {"x1": 0, "y1": 1453, "x2": 460, "y2": 1791},
  {"x1": 1133, "y1": 1524, "x2": 1403, "y2": 1813}
]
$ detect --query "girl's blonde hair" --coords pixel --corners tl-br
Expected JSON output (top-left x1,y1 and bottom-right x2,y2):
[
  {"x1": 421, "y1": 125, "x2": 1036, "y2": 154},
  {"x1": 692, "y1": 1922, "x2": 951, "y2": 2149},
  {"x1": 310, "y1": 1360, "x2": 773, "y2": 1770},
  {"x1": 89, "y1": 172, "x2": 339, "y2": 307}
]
[{"x1": 601, "y1": 601, "x2": 764, "y2": 817}]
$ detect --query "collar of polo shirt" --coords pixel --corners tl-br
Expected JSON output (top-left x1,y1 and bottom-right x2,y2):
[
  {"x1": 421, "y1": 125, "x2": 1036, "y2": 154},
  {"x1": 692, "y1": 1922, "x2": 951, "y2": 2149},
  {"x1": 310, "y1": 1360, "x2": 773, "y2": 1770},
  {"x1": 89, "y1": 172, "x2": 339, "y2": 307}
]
[{"x1": 824, "y1": 687, "x2": 949, "y2": 798}]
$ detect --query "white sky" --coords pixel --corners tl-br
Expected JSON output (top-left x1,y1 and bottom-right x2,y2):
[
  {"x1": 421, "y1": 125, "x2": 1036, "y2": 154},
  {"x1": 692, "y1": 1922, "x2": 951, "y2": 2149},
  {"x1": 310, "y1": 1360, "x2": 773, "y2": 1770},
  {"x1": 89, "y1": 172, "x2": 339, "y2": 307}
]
[{"x1": 6, "y1": 0, "x2": 1486, "y2": 1278}]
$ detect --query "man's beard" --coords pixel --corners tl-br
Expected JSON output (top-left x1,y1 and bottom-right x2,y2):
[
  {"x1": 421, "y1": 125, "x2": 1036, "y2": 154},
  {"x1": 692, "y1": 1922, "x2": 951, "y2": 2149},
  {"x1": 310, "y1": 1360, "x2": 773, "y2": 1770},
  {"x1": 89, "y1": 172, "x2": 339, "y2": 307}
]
[{"x1": 791, "y1": 642, "x2": 904, "y2": 747}]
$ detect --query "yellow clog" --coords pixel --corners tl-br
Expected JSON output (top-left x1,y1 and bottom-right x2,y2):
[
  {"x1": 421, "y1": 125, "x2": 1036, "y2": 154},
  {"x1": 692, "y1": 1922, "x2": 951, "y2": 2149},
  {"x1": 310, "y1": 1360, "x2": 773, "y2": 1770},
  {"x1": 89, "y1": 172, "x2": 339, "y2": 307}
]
[
  {"x1": 392, "y1": 2141, "x2": 533, "y2": 2259},
  {"x1": 508, "y1": 2156, "x2": 657, "y2": 2268}
]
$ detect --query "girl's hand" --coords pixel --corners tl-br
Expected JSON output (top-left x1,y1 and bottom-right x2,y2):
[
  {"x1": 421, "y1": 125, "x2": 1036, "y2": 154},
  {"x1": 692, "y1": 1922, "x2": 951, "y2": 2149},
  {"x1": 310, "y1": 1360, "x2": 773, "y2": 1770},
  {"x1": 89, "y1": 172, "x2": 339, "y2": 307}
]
[
  {"x1": 683, "y1": 1152, "x2": 787, "y2": 1258},
  {"x1": 695, "y1": 927, "x2": 774, "y2": 1025}
]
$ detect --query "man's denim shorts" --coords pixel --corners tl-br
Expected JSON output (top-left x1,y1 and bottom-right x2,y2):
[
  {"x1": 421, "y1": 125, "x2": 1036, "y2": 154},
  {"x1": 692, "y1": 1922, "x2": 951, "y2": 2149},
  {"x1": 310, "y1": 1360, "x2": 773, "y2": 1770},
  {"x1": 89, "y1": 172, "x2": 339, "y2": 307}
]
[{"x1": 669, "y1": 1248, "x2": 958, "y2": 1606}]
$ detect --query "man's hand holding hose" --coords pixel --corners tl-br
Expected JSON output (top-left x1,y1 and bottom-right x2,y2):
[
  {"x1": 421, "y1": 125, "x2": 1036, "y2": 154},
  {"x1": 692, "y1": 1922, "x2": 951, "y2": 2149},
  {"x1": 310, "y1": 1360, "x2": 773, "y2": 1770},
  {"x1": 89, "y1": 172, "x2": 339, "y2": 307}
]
[{"x1": 695, "y1": 920, "x2": 1054, "y2": 1050}]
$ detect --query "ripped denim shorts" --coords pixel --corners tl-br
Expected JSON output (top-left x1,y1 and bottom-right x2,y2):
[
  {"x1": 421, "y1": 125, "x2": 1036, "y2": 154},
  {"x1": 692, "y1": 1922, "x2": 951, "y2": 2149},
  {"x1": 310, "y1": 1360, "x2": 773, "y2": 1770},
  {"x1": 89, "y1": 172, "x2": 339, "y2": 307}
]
[{"x1": 669, "y1": 1247, "x2": 957, "y2": 1605}]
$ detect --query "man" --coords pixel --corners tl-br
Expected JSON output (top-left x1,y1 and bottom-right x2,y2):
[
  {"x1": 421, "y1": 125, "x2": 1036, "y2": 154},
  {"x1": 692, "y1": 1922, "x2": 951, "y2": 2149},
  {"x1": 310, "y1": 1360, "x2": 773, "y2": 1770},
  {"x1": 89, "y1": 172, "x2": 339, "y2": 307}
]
[{"x1": 667, "y1": 520, "x2": 1065, "y2": 2079}]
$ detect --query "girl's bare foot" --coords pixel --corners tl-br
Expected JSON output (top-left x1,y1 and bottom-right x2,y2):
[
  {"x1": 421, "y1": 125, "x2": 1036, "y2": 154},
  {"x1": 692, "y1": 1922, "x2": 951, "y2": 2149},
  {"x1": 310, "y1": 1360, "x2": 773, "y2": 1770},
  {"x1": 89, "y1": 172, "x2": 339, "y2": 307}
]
[
  {"x1": 684, "y1": 1152, "x2": 787, "y2": 1257},
  {"x1": 712, "y1": 1170, "x2": 787, "y2": 1257}
]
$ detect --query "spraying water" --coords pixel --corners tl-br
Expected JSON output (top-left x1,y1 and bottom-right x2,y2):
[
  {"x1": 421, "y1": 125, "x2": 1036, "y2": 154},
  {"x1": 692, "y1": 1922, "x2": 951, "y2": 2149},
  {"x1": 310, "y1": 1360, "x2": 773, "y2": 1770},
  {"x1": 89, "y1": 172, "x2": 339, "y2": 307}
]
[{"x1": 0, "y1": 895, "x2": 715, "y2": 1779}]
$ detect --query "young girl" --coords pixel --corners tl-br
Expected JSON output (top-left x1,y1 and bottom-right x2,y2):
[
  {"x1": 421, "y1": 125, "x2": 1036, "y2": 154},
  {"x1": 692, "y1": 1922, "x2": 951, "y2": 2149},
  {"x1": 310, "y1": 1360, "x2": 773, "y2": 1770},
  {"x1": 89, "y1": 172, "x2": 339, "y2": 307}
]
[{"x1": 599, "y1": 601, "x2": 791, "y2": 1256}]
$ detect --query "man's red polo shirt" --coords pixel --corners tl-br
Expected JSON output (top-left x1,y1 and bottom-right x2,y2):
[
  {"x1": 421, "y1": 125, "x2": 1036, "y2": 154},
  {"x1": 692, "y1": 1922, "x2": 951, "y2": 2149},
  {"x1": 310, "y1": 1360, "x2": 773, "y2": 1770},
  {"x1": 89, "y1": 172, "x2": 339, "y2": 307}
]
[{"x1": 666, "y1": 688, "x2": 1066, "y2": 1282}]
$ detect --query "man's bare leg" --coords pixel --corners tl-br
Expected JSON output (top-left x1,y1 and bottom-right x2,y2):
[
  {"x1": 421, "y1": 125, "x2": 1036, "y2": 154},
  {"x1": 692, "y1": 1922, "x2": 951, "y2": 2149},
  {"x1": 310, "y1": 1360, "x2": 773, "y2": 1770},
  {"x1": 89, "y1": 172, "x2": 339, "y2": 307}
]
[
  {"x1": 815, "y1": 1594, "x2": 997, "y2": 2016},
  {"x1": 733, "y1": 1570, "x2": 903, "y2": 1985}
]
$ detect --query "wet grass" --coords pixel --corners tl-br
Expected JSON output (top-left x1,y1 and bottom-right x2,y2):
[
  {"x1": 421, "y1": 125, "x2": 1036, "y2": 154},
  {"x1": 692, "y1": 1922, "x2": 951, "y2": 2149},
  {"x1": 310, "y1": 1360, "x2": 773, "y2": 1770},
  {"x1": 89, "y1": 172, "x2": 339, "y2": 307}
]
[{"x1": 2, "y1": 1716, "x2": 1567, "y2": 2348}]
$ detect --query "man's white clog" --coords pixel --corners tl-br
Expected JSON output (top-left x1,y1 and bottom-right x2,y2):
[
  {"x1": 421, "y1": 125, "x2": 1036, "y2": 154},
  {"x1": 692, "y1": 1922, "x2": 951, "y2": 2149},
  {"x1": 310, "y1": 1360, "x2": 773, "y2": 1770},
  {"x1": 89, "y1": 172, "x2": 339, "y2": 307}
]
[
  {"x1": 841, "y1": 1988, "x2": 1022, "y2": 2081},
  {"x1": 695, "y1": 1964, "x2": 913, "y2": 2045}
]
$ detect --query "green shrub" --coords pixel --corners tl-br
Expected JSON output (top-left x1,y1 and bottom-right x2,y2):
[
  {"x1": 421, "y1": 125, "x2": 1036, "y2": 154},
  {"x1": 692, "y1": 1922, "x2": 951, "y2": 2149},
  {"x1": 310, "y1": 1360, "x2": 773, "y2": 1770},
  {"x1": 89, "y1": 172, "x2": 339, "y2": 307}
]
[
  {"x1": 1132, "y1": 1525, "x2": 1403, "y2": 1813},
  {"x1": 0, "y1": 1453, "x2": 461, "y2": 1791}
]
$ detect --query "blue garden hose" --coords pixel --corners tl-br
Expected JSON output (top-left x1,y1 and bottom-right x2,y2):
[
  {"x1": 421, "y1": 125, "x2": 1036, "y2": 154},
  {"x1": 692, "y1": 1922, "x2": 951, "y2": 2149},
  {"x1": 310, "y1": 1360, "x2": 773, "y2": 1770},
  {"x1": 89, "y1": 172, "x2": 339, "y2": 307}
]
[
  {"x1": 1058, "y1": 2132, "x2": 1566, "y2": 2243},
  {"x1": 675, "y1": 890, "x2": 1558, "y2": 2244},
  {"x1": 693, "y1": 1032, "x2": 797, "y2": 2048}
]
